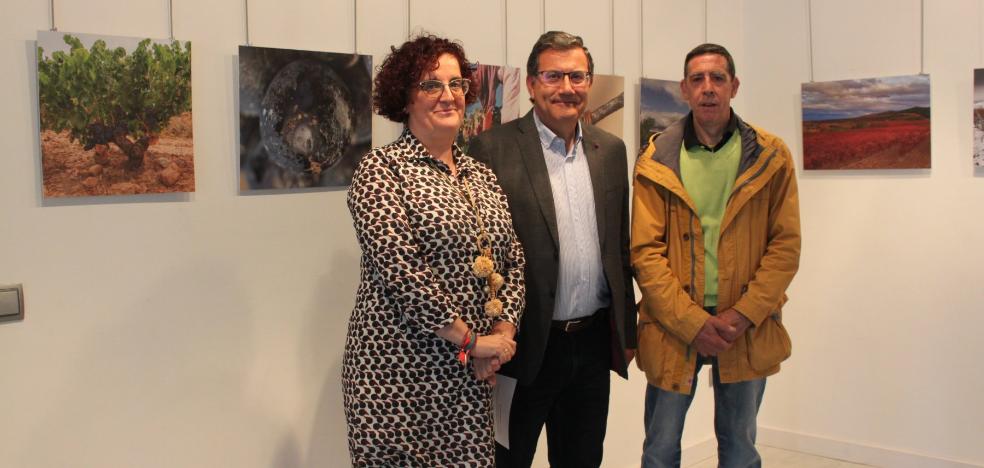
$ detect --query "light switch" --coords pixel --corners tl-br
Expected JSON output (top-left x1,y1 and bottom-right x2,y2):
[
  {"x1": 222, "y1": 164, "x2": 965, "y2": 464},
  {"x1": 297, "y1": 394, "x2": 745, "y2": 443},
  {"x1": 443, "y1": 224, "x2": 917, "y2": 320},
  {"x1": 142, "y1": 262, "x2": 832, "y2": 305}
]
[{"x1": 0, "y1": 284, "x2": 24, "y2": 323}]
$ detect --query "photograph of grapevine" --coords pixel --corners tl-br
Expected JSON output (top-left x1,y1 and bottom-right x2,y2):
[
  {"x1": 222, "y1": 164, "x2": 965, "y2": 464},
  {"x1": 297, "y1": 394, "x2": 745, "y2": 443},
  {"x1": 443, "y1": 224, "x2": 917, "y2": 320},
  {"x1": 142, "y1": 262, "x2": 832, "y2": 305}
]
[
  {"x1": 239, "y1": 45, "x2": 371, "y2": 191},
  {"x1": 37, "y1": 31, "x2": 193, "y2": 198}
]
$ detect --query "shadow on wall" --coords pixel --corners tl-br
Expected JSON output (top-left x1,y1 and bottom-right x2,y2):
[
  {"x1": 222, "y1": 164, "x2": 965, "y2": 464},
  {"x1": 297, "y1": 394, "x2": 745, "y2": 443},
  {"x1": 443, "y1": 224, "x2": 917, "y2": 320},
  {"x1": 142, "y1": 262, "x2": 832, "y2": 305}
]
[
  {"x1": 299, "y1": 244, "x2": 360, "y2": 467},
  {"x1": 12, "y1": 259, "x2": 277, "y2": 466},
  {"x1": 25, "y1": 40, "x2": 43, "y2": 206}
]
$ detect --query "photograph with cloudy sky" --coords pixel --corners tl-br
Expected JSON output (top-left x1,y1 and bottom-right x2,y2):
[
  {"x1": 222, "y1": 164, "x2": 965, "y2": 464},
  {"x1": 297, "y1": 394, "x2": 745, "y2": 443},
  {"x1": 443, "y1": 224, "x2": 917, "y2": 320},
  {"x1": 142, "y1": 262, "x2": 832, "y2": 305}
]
[
  {"x1": 801, "y1": 74, "x2": 930, "y2": 170},
  {"x1": 639, "y1": 78, "x2": 689, "y2": 151}
]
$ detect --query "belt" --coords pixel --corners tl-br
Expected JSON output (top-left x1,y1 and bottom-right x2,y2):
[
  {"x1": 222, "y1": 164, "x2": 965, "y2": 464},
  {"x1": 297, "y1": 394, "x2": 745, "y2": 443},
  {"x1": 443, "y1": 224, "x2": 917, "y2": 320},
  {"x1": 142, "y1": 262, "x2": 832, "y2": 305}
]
[{"x1": 551, "y1": 312, "x2": 599, "y2": 333}]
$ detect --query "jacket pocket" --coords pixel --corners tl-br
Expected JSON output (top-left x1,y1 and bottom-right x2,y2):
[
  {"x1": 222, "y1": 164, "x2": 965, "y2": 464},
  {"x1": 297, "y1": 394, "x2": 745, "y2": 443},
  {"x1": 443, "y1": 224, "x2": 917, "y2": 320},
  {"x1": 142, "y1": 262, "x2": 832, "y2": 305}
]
[{"x1": 745, "y1": 312, "x2": 792, "y2": 372}]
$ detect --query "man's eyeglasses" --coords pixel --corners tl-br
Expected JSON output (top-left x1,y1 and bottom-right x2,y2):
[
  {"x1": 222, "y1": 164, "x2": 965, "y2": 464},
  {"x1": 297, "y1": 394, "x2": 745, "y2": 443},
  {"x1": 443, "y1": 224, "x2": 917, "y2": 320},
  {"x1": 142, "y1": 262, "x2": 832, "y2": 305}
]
[
  {"x1": 536, "y1": 70, "x2": 592, "y2": 86},
  {"x1": 416, "y1": 78, "x2": 470, "y2": 97}
]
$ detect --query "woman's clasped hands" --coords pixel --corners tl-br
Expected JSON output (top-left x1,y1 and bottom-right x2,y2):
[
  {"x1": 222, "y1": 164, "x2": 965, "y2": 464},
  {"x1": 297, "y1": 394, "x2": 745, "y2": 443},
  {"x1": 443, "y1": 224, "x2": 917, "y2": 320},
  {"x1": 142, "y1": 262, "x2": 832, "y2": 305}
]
[{"x1": 470, "y1": 333, "x2": 516, "y2": 386}]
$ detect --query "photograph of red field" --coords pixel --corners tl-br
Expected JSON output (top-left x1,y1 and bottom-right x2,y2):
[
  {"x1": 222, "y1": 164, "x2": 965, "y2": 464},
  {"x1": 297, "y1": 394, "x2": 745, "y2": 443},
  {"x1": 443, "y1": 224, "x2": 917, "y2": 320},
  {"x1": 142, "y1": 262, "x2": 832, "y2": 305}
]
[{"x1": 802, "y1": 74, "x2": 930, "y2": 170}]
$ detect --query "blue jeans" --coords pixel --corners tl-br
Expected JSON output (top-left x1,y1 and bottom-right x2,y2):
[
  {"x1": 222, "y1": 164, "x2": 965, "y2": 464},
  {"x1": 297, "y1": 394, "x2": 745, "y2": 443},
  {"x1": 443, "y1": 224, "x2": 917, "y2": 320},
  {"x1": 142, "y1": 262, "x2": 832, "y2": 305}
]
[{"x1": 641, "y1": 361, "x2": 766, "y2": 468}]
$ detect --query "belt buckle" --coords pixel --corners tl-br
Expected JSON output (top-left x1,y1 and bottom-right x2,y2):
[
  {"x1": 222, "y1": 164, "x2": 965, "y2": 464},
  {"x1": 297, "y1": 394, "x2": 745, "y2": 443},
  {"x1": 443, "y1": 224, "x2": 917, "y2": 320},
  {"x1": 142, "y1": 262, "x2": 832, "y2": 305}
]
[{"x1": 563, "y1": 319, "x2": 582, "y2": 332}]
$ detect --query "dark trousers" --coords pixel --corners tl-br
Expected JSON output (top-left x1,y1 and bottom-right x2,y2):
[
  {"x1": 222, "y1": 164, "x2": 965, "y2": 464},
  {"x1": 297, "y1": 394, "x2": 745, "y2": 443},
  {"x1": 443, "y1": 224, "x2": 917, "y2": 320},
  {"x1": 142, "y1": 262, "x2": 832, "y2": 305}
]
[{"x1": 496, "y1": 312, "x2": 612, "y2": 468}]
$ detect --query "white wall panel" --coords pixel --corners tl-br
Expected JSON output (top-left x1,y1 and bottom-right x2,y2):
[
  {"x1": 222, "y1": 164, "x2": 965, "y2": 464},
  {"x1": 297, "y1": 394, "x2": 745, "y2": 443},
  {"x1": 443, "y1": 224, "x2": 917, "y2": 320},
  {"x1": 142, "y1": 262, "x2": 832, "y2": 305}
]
[
  {"x1": 640, "y1": 0, "x2": 707, "y2": 80},
  {"x1": 544, "y1": 0, "x2": 614, "y2": 74},
  {"x1": 246, "y1": 0, "x2": 355, "y2": 52},
  {"x1": 505, "y1": 0, "x2": 543, "y2": 116},
  {"x1": 182, "y1": 0, "x2": 248, "y2": 197},
  {"x1": 744, "y1": 0, "x2": 984, "y2": 465},
  {"x1": 358, "y1": 0, "x2": 408, "y2": 145},
  {"x1": 52, "y1": 0, "x2": 170, "y2": 39},
  {"x1": 409, "y1": 0, "x2": 506, "y2": 66},
  {"x1": 614, "y1": 0, "x2": 643, "y2": 160},
  {"x1": 737, "y1": 0, "x2": 808, "y2": 152},
  {"x1": 809, "y1": 0, "x2": 923, "y2": 81}
]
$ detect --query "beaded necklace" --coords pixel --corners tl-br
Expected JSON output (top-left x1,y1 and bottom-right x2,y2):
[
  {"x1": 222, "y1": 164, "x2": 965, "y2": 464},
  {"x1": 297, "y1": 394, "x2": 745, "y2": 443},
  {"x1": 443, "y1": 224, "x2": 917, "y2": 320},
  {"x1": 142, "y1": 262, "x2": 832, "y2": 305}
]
[{"x1": 429, "y1": 160, "x2": 504, "y2": 318}]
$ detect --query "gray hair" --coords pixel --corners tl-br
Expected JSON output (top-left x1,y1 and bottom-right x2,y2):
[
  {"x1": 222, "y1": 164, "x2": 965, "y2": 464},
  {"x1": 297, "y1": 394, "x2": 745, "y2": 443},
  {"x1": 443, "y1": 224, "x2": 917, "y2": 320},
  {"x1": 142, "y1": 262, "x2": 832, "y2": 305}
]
[{"x1": 525, "y1": 30, "x2": 594, "y2": 77}]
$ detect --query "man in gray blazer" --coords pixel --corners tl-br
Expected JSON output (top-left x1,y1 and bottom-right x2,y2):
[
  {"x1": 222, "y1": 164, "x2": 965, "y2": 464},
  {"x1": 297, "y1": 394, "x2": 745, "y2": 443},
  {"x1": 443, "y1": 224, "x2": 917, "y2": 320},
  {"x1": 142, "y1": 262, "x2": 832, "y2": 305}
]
[{"x1": 469, "y1": 31, "x2": 637, "y2": 468}]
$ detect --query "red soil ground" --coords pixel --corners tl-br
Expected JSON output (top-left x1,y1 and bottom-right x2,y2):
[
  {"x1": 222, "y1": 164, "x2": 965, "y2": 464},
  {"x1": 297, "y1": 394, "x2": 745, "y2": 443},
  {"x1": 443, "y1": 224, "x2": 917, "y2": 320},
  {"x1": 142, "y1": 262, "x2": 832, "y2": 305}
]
[
  {"x1": 803, "y1": 119, "x2": 930, "y2": 170},
  {"x1": 41, "y1": 112, "x2": 195, "y2": 197}
]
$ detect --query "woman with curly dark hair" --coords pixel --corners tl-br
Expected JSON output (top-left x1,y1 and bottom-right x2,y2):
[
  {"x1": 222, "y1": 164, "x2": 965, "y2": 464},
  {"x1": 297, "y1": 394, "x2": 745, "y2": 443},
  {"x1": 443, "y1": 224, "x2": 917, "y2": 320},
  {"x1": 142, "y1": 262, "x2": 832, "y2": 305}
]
[{"x1": 343, "y1": 34, "x2": 526, "y2": 467}]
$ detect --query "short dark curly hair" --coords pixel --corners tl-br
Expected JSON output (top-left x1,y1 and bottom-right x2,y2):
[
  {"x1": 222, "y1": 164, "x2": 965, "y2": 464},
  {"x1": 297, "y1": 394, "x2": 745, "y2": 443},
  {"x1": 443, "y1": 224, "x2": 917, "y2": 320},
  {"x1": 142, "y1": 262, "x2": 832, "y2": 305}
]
[{"x1": 373, "y1": 34, "x2": 476, "y2": 123}]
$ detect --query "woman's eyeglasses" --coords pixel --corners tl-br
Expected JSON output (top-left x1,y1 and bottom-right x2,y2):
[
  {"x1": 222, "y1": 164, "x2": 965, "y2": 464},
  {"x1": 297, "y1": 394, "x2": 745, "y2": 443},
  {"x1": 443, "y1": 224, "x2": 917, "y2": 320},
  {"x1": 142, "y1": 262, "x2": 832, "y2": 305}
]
[{"x1": 417, "y1": 78, "x2": 470, "y2": 97}]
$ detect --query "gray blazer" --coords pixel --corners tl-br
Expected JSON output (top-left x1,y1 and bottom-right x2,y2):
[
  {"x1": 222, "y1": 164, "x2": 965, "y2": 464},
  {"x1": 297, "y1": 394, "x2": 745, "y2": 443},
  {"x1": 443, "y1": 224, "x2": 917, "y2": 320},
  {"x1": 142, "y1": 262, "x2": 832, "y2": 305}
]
[{"x1": 469, "y1": 110, "x2": 637, "y2": 383}]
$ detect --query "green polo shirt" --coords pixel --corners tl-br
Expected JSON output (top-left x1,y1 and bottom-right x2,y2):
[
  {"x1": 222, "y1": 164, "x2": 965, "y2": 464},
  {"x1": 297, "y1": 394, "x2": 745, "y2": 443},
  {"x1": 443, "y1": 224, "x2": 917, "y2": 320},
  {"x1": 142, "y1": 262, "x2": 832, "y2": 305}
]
[{"x1": 680, "y1": 116, "x2": 741, "y2": 307}]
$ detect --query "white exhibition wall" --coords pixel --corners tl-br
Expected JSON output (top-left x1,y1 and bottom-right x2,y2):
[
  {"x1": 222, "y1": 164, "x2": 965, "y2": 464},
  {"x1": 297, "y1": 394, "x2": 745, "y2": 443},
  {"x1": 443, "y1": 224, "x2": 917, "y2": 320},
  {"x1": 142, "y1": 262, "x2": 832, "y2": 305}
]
[
  {"x1": 744, "y1": 1, "x2": 984, "y2": 467},
  {"x1": 0, "y1": 1, "x2": 981, "y2": 467}
]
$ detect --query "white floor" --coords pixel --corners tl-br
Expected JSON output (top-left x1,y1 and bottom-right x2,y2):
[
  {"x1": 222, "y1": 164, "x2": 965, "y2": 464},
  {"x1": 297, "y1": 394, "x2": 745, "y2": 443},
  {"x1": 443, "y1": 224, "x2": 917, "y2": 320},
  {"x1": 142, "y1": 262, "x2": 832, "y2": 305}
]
[{"x1": 687, "y1": 445, "x2": 871, "y2": 467}]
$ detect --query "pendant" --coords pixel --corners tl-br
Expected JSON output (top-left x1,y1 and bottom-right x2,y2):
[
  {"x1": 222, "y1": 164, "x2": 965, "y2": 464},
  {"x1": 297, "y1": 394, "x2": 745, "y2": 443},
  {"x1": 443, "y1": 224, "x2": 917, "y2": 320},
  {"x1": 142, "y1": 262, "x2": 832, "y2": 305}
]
[
  {"x1": 484, "y1": 298, "x2": 503, "y2": 317},
  {"x1": 472, "y1": 255, "x2": 494, "y2": 278},
  {"x1": 488, "y1": 272, "x2": 504, "y2": 291}
]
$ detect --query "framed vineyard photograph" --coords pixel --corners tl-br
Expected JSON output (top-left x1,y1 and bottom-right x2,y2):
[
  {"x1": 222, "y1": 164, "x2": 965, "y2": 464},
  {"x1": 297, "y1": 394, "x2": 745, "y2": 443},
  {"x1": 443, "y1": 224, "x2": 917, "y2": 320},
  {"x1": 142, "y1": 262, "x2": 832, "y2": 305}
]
[
  {"x1": 802, "y1": 74, "x2": 931, "y2": 170},
  {"x1": 639, "y1": 78, "x2": 688, "y2": 152},
  {"x1": 583, "y1": 74, "x2": 624, "y2": 139},
  {"x1": 37, "y1": 31, "x2": 194, "y2": 198},
  {"x1": 456, "y1": 63, "x2": 520, "y2": 154},
  {"x1": 239, "y1": 46, "x2": 372, "y2": 191}
]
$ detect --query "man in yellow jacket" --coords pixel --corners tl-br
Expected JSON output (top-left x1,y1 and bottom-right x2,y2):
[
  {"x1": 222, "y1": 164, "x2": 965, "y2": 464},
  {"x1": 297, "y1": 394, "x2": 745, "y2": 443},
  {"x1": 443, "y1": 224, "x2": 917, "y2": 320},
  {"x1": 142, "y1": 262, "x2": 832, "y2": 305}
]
[{"x1": 631, "y1": 43, "x2": 801, "y2": 468}]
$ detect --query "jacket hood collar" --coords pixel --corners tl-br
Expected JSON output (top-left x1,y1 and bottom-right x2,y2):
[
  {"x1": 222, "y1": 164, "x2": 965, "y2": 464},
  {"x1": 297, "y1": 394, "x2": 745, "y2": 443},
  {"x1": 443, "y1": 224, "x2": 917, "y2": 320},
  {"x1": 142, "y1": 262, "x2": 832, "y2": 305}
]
[{"x1": 648, "y1": 111, "x2": 764, "y2": 179}]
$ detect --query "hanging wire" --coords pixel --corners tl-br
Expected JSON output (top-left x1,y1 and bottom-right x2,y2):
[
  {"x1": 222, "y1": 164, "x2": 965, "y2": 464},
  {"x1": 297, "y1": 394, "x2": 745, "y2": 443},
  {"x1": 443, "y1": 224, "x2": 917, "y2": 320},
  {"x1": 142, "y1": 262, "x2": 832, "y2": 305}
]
[
  {"x1": 807, "y1": 0, "x2": 815, "y2": 82},
  {"x1": 610, "y1": 0, "x2": 615, "y2": 74},
  {"x1": 49, "y1": 0, "x2": 56, "y2": 31},
  {"x1": 168, "y1": 0, "x2": 174, "y2": 40},
  {"x1": 541, "y1": 0, "x2": 546, "y2": 34},
  {"x1": 407, "y1": 0, "x2": 411, "y2": 39},
  {"x1": 920, "y1": 0, "x2": 925, "y2": 74},
  {"x1": 704, "y1": 0, "x2": 708, "y2": 43},
  {"x1": 639, "y1": 0, "x2": 644, "y2": 78},
  {"x1": 353, "y1": 0, "x2": 358, "y2": 53},
  {"x1": 244, "y1": 0, "x2": 251, "y2": 45},
  {"x1": 505, "y1": 0, "x2": 511, "y2": 64}
]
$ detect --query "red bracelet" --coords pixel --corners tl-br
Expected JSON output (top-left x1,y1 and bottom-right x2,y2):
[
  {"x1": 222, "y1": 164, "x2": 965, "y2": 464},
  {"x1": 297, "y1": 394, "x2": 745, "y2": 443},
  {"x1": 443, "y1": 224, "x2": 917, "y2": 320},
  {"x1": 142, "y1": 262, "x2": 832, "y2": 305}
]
[{"x1": 458, "y1": 330, "x2": 475, "y2": 365}]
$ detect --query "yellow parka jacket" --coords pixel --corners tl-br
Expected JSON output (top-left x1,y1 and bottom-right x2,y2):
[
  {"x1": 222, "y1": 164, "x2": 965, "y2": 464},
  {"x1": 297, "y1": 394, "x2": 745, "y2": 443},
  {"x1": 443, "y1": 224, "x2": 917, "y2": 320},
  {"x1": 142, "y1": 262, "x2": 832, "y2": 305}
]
[{"x1": 631, "y1": 114, "x2": 801, "y2": 395}]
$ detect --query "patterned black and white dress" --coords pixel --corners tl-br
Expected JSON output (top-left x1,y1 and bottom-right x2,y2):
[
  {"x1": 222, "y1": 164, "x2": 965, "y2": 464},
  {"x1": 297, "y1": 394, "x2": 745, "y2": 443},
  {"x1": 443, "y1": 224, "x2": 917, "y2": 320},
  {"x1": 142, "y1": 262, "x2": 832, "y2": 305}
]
[{"x1": 343, "y1": 130, "x2": 526, "y2": 467}]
